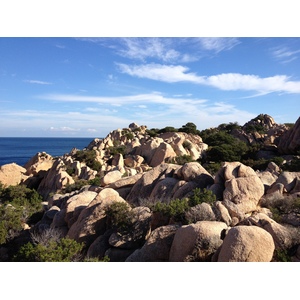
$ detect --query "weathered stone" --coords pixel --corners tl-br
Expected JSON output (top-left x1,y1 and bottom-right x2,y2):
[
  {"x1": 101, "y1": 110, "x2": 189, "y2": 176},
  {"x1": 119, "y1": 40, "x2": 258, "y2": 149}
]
[
  {"x1": 37, "y1": 159, "x2": 75, "y2": 200},
  {"x1": 108, "y1": 207, "x2": 152, "y2": 249},
  {"x1": 126, "y1": 163, "x2": 180, "y2": 206},
  {"x1": 0, "y1": 163, "x2": 28, "y2": 186},
  {"x1": 169, "y1": 221, "x2": 228, "y2": 262},
  {"x1": 108, "y1": 173, "x2": 143, "y2": 189},
  {"x1": 64, "y1": 191, "x2": 97, "y2": 227},
  {"x1": 184, "y1": 203, "x2": 216, "y2": 224},
  {"x1": 24, "y1": 152, "x2": 54, "y2": 176},
  {"x1": 180, "y1": 162, "x2": 214, "y2": 188},
  {"x1": 102, "y1": 170, "x2": 123, "y2": 186},
  {"x1": 214, "y1": 201, "x2": 232, "y2": 226},
  {"x1": 278, "y1": 116, "x2": 300, "y2": 154},
  {"x1": 149, "y1": 177, "x2": 179, "y2": 202},
  {"x1": 86, "y1": 230, "x2": 113, "y2": 260},
  {"x1": 218, "y1": 225, "x2": 275, "y2": 262},
  {"x1": 223, "y1": 173, "x2": 265, "y2": 218},
  {"x1": 67, "y1": 188, "x2": 128, "y2": 246},
  {"x1": 276, "y1": 172, "x2": 300, "y2": 193},
  {"x1": 126, "y1": 225, "x2": 179, "y2": 262},
  {"x1": 247, "y1": 212, "x2": 295, "y2": 250}
]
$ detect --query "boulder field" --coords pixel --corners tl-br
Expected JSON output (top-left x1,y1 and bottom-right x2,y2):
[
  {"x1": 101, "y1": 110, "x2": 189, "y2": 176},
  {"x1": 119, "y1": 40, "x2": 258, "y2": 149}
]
[{"x1": 1, "y1": 117, "x2": 300, "y2": 262}]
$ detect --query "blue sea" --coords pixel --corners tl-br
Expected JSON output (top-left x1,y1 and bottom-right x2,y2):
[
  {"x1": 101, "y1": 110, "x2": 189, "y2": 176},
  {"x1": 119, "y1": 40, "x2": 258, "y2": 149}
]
[{"x1": 0, "y1": 137, "x2": 94, "y2": 167}]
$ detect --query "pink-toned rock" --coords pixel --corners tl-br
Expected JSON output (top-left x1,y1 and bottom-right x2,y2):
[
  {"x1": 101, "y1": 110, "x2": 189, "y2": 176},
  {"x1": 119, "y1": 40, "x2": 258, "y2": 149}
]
[
  {"x1": 278, "y1": 116, "x2": 300, "y2": 154},
  {"x1": 67, "y1": 188, "x2": 128, "y2": 246},
  {"x1": 0, "y1": 163, "x2": 28, "y2": 186},
  {"x1": 126, "y1": 225, "x2": 179, "y2": 262},
  {"x1": 247, "y1": 212, "x2": 294, "y2": 250},
  {"x1": 217, "y1": 225, "x2": 275, "y2": 262},
  {"x1": 24, "y1": 152, "x2": 54, "y2": 176},
  {"x1": 223, "y1": 175, "x2": 265, "y2": 218},
  {"x1": 169, "y1": 221, "x2": 228, "y2": 262},
  {"x1": 64, "y1": 191, "x2": 97, "y2": 227},
  {"x1": 37, "y1": 159, "x2": 75, "y2": 199},
  {"x1": 102, "y1": 170, "x2": 123, "y2": 186}
]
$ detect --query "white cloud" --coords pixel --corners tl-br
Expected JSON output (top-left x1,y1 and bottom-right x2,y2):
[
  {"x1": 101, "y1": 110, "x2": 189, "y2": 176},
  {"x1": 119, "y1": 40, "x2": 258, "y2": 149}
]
[
  {"x1": 117, "y1": 63, "x2": 202, "y2": 83},
  {"x1": 117, "y1": 38, "x2": 181, "y2": 62},
  {"x1": 118, "y1": 63, "x2": 300, "y2": 94},
  {"x1": 49, "y1": 126, "x2": 80, "y2": 132},
  {"x1": 24, "y1": 79, "x2": 52, "y2": 85},
  {"x1": 197, "y1": 37, "x2": 240, "y2": 53},
  {"x1": 272, "y1": 46, "x2": 300, "y2": 64}
]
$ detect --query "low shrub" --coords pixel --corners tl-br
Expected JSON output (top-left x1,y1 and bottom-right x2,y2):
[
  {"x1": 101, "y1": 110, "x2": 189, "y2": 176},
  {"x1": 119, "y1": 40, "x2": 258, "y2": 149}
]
[
  {"x1": 188, "y1": 188, "x2": 216, "y2": 207},
  {"x1": 14, "y1": 237, "x2": 84, "y2": 262},
  {"x1": 104, "y1": 202, "x2": 133, "y2": 232}
]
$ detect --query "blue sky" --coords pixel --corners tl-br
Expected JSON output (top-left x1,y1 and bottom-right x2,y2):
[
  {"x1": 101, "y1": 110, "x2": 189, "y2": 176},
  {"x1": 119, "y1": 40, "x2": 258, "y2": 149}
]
[{"x1": 0, "y1": 37, "x2": 300, "y2": 137}]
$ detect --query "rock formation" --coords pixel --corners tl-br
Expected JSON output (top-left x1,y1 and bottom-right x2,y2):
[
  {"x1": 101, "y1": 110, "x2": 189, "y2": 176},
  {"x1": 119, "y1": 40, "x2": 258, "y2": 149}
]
[{"x1": 1, "y1": 117, "x2": 300, "y2": 262}]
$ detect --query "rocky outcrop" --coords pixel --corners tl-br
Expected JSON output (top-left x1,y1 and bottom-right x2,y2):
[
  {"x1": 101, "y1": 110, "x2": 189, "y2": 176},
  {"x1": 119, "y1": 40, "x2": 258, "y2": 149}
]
[
  {"x1": 23, "y1": 152, "x2": 54, "y2": 176},
  {"x1": 278, "y1": 117, "x2": 300, "y2": 154},
  {"x1": 212, "y1": 162, "x2": 265, "y2": 220},
  {"x1": 37, "y1": 159, "x2": 75, "y2": 200},
  {"x1": 232, "y1": 114, "x2": 288, "y2": 147}
]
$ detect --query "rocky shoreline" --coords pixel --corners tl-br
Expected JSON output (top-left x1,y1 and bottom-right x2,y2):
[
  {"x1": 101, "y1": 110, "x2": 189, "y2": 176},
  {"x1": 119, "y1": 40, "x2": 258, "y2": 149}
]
[{"x1": 1, "y1": 114, "x2": 300, "y2": 262}]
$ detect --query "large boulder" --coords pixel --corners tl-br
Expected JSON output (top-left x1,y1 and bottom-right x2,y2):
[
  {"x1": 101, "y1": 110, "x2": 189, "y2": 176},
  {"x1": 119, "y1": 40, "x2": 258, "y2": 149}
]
[
  {"x1": 275, "y1": 171, "x2": 300, "y2": 193},
  {"x1": 278, "y1": 116, "x2": 300, "y2": 154},
  {"x1": 37, "y1": 159, "x2": 75, "y2": 200},
  {"x1": 217, "y1": 225, "x2": 275, "y2": 262},
  {"x1": 169, "y1": 221, "x2": 228, "y2": 262},
  {"x1": 23, "y1": 152, "x2": 54, "y2": 176},
  {"x1": 217, "y1": 162, "x2": 265, "y2": 219},
  {"x1": 126, "y1": 225, "x2": 179, "y2": 262},
  {"x1": 108, "y1": 206, "x2": 152, "y2": 249},
  {"x1": 179, "y1": 162, "x2": 214, "y2": 187},
  {"x1": 247, "y1": 212, "x2": 295, "y2": 250},
  {"x1": 67, "y1": 188, "x2": 128, "y2": 246},
  {"x1": 64, "y1": 191, "x2": 97, "y2": 227},
  {"x1": 126, "y1": 163, "x2": 180, "y2": 206},
  {"x1": 0, "y1": 163, "x2": 28, "y2": 186}
]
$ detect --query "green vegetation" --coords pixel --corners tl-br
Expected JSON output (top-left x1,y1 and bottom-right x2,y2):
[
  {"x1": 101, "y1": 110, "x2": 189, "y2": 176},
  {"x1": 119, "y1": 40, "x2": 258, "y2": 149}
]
[
  {"x1": 108, "y1": 145, "x2": 126, "y2": 156},
  {"x1": 74, "y1": 150, "x2": 102, "y2": 171},
  {"x1": 0, "y1": 184, "x2": 43, "y2": 245},
  {"x1": 104, "y1": 201, "x2": 133, "y2": 232},
  {"x1": 188, "y1": 188, "x2": 216, "y2": 207},
  {"x1": 170, "y1": 154, "x2": 194, "y2": 165},
  {"x1": 150, "y1": 188, "x2": 216, "y2": 224},
  {"x1": 14, "y1": 236, "x2": 84, "y2": 262},
  {"x1": 63, "y1": 176, "x2": 102, "y2": 193},
  {"x1": 203, "y1": 131, "x2": 248, "y2": 162}
]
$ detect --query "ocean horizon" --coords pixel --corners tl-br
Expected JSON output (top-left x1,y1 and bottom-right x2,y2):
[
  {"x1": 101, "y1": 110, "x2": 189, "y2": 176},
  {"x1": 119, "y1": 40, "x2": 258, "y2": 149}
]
[{"x1": 0, "y1": 137, "x2": 97, "y2": 167}]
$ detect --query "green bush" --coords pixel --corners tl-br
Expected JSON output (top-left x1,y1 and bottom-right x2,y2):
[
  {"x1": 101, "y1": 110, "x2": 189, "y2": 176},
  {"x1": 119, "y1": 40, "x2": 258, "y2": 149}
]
[
  {"x1": 203, "y1": 131, "x2": 248, "y2": 162},
  {"x1": 108, "y1": 145, "x2": 126, "y2": 156},
  {"x1": 74, "y1": 150, "x2": 102, "y2": 171},
  {"x1": 104, "y1": 202, "x2": 133, "y2": 232},
  {"x1": 170, "y1": 154, "x2": 194, "y2": 165},
  {"x1": 188, "y1": 188, "x2": 216, "y2": 207},
  {"x1": 14, "y1": 237, "x2": 84, "y2": 262},
  {"x1": 0, "y1": 184, "x2": 43, "y2": 245},
  {"x1": 63, "y1": 179, "x2": 88, "y2": 193},
  {"x1": 178, "y1": 122, "x2": 200, "y2": 135},
  {"x1": 152, "y1": 198, "x2": 190, "y2": 223}
]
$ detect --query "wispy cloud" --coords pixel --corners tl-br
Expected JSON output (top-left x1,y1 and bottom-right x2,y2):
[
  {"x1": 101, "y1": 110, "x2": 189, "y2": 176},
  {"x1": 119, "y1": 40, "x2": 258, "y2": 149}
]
[
  {"x1": 49, "y1": 126, "x2": 79, "y2": 132},
  {"x1": 24, "y1": 79, "x2": 52, "y2": 85},
  {"x1": 272, "y1": 46, "x2": 300, "y2": 64},
  {"x1": 117, "y1": 63, "x2": 300, "y2": 94},
  {"x1": 196, "y1": 37, "x2": 240, "y2": 53}
]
